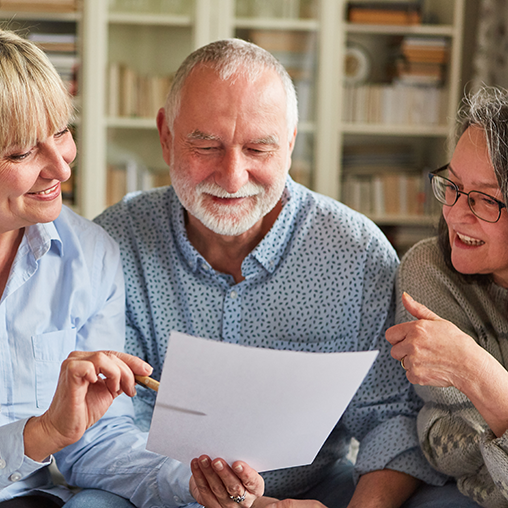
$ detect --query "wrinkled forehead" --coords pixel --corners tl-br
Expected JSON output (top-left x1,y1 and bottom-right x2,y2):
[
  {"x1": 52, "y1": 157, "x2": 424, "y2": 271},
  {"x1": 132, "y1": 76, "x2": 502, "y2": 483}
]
[{"x1": 179, "y1": 65, "x2": 287, "y2": 120}]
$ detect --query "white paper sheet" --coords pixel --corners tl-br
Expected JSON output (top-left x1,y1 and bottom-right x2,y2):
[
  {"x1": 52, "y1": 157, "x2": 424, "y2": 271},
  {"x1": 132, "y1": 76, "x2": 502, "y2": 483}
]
[{"x1": 146, "y1": 331, "x2": 378, "y2": 472}]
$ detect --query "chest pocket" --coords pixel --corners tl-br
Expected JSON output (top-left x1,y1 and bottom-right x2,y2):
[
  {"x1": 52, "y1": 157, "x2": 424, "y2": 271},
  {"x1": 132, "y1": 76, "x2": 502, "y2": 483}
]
[{"x1": 32, "y1": 329, "x2": 77, "y2": 409}]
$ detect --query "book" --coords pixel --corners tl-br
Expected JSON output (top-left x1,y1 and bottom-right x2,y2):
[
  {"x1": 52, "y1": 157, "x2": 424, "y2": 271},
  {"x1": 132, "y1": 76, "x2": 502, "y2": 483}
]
[
  {"x1": 348, "y1": 8, "x2": 421, "y2": 24},
  {"x1": 343, "y1": 83, "x2": 447, "y2": 125},
  {"x1": 348, "y1": 2, "x2": 422, "y2": 24},
  {"x1": 248, "y1": 30, "x2": 317, "y2": 53},
  {"x1": 107, "y1": 62, "x2": 173, "y2": 119},
  {"x1": 341, "y1": 171, "x2": 428, "y2": 217}
]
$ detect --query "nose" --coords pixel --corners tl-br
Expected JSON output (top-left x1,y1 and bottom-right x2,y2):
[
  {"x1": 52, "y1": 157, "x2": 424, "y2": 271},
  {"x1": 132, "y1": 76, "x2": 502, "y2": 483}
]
[
  {"x1": 214, "y1": 148, "x2": 250, "y2": 194},
  {"x1": 39, "y1": 136, "x2": 75, "y2": 183},
  {"x1": 444, "y1": 191, "x2": 476, "y2": 223}
]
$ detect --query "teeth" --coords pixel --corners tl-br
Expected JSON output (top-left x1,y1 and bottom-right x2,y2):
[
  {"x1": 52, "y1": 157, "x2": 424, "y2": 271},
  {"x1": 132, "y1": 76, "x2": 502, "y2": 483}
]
[
  {"x1": 457, "y1": 232, "x2": 484, "y2": 246},
  {"x1": 33, "y1": 184, "x2": 58, "y2": 196}
]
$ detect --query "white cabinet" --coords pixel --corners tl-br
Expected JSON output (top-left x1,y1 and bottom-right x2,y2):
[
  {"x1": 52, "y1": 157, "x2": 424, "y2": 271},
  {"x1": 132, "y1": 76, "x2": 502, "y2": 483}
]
[{"x1": 77, "y1": 0, "x2": 468, "y2": 254}]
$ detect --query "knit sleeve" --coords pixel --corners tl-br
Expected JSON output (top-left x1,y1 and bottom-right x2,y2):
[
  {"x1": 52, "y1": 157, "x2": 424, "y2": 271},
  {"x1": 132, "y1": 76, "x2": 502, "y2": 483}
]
[{"x1": 395, "y1": 238, "x2": 508, "y2": 508}]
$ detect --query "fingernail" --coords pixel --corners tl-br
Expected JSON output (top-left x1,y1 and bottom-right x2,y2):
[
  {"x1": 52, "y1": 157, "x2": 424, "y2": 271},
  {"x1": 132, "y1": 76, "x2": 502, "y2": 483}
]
[
  {"x1": 201, "y1": 457, "x2": 210, "y2": 467},
  {"x1": 214, "y1": 460, "x2": 224, "y2": 471},
  {"x1": 233, "y1": 464, "x2": 243, "y2": 473},
  {"x1": 403, "y1": 292, "x2": 414, "y2": 301}
]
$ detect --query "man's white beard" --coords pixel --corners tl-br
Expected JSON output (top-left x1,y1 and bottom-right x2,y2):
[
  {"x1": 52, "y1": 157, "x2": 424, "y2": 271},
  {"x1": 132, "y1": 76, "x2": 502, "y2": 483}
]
[{"x1": 170, "y1": 167, "x2": 286, "y2": 237}]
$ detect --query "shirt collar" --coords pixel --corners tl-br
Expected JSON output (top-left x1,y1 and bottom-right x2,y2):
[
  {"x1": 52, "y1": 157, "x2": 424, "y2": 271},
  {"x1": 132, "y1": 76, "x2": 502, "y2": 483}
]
[
  {"x1": 169, "y1": 176, "x2": 301, "y2": 276},
  {"x1": 25, "y1": 220, "x2": 63, "y2": 260}
]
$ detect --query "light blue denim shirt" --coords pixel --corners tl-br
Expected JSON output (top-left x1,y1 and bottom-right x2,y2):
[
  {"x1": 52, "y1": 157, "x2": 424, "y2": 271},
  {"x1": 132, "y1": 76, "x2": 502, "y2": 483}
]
[
  {"x1": 95, "y1": 177, "x2": 447, "y2": 499},
  {"x1": 0, "y1": 206, "x2": 194, "y2": 507}
]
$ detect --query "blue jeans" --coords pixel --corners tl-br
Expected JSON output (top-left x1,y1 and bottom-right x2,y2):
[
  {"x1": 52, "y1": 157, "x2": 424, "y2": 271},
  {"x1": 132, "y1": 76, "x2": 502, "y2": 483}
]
[
  {"x1": 297, "y1": 461, "x2": 482, "y2": 508},
  {"x1": 63, "y1": 490, "x2": 135, "y2": 508}
]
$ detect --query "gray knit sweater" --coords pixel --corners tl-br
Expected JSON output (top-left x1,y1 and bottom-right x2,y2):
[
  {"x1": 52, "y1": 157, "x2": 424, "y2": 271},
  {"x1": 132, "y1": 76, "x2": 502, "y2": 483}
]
[{"x1": 396, "y1": 237, "x2": 508, "y2": 508}]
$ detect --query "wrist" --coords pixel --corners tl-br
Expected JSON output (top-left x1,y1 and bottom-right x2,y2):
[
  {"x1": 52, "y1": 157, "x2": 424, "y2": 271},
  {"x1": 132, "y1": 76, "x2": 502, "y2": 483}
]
[
  {"x1": 453, "y1": 342, "x2": 492, "y2": 396},
  {"x1": 23, "y1": 414, "x2": 70, "y2": 462}
]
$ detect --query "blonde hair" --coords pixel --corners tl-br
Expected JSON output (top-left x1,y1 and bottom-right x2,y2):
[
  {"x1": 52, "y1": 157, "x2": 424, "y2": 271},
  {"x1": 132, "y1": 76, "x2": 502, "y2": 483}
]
[{"x1": 0, "y1": 29, "x2": 73, "y2": 153}]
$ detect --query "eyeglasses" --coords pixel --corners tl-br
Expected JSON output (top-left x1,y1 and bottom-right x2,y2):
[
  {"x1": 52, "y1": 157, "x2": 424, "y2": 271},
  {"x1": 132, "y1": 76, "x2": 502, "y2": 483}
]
[{"x1": 429, "y1": 164, "x2": 507, "y2": 223}]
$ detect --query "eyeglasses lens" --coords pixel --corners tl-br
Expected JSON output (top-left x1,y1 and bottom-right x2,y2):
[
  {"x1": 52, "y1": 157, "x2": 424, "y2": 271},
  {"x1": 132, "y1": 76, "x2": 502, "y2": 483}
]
[
  {"x1": 468, "y1": 191, "x2": 501, "y2": 222},
  {"x1": 432, "y1": 175, "x2": 455, "y2": 205},
  {"x1": 432, "y1": 175, "x2": 500, "y2": 222}
]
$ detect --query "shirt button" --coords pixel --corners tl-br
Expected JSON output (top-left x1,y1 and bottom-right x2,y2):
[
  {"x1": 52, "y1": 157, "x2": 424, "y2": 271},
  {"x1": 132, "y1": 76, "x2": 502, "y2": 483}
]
[
  {"x1": 0, "y1": 459, "x2": 6, "y2": 469},
  {"x1": 230, "y1": 290, "x2": 238, "y2": 299},
  {"x1": 173, "y1": 496, "x2": 181, "y2": 503},
  {"x1": 9, "y1": 472, "x2": 22, "y2": 482},
  {"x1": 202, "y1": 264, "x2": 209, "y2": 271}
]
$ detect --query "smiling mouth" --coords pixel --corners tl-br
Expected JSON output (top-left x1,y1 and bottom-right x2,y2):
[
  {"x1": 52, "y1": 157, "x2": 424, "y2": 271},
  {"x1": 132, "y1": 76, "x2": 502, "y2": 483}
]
[
  {"x1": 29, "y1": 183, "x2": 59, "y2": 196},
  {"x1": 456, "y1": 232, "x2": 485, "y2": 246}
]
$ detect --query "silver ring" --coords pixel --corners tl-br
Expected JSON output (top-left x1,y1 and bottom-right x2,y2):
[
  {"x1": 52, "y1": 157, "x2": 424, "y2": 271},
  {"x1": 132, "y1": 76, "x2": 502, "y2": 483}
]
[
  {"x1": 230, "y1": 489, "x2": 247, "y2": 503},
  {"x1": 401, "y1": 356, "x2": 408, "y2": 371}
]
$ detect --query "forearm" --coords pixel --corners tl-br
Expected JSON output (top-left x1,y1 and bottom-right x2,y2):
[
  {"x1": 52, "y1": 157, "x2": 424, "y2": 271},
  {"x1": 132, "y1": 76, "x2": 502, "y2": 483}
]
[
  {"x1": 347, "y1": 470, "x2": 420, "y2": 508},
  {"x1": 455, "y1": 346, "x2": 508, "y2": 437},
  {"x1": 56, "y1": 402, "x2": 193, "y2": 508}
]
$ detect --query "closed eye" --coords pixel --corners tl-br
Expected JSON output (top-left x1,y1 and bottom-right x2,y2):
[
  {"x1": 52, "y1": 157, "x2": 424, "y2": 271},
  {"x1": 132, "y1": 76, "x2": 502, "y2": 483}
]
[
  {"x1": 7, "y1": 149, "x2": 33, "y2": 162},
  {"x1": 55, "y1": 127, "x2": 70, "y2": 138}
]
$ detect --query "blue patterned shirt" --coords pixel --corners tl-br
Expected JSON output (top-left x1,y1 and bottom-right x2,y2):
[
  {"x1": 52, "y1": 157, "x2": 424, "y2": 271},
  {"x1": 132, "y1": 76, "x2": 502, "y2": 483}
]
[{"x1": 95, "y1": 177, "x2": 444, "y2": 499}]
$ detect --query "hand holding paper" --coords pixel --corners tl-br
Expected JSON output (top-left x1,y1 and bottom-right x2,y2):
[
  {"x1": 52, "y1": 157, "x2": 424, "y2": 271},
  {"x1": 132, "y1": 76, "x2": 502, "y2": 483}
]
[
  {"x1": 147, "y1": 331, "x2": 378, "y2": 472},
  {"x1": 190, "y1": 455, "x2": 264, "y2": 508}
]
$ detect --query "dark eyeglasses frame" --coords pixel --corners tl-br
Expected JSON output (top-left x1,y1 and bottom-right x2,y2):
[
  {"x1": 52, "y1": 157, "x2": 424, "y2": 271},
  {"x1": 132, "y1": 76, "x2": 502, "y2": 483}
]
[{"x1": 428, "y1": 164, "x2": 507, "y2": 223}]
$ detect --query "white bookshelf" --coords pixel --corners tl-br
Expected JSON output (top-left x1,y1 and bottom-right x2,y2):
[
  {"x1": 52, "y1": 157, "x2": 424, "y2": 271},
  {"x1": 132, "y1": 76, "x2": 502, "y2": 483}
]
[
  {"x1": 72, "y1": 0, "x2": 469, "y2": 254},
  {"x1": 337, "y1": 0, "x2": 466, "y2": 248}
]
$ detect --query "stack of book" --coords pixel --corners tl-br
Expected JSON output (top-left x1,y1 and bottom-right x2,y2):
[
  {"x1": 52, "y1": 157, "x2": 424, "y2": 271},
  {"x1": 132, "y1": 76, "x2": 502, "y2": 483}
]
[
  {"x1": 0, "y1": 0, "x2": 77, "y2": 11},
  {"x1": 342, "y1": 83, "x2": 448, "y2": 125},
  {"x1": 342, "y1": 171, "x2": 427, "y2": 216},
  {"x1": 347, "y1": 1, "x2": 422, "y2": 25},
  {"x1": 394, "y1": 36, "x2": 449, "y2": 85},
  {"x1": 340, "y1": 144, "x2": 439, "y2": 217},
  {"x1": 29, "y1": 33, "x2": 78, "y2": 95},
  {"x1": 107, "y1": 63, "x2": 174, "y2": 118}
]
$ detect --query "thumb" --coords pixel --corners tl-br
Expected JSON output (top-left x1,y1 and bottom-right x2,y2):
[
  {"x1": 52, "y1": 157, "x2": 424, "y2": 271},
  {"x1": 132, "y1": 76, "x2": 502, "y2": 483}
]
[{"x1": 402, "y1": 292, "x2": 441, "y2": 321}]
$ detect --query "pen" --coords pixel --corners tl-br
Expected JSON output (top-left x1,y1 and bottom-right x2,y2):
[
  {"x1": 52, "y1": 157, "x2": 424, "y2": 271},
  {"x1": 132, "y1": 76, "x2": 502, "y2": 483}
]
[{"x1": 135, "y1": 375, "x2": 160, "y2": 392}]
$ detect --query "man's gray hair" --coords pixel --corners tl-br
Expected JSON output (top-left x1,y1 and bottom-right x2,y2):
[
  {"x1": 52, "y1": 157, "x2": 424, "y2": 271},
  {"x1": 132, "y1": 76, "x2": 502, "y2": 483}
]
[
  {"x1": 164, "y1": 38, "x2": 298, "y2": 139},
  {"x1": 456, "y1": 86, "x2": 508, "y2": 203}
]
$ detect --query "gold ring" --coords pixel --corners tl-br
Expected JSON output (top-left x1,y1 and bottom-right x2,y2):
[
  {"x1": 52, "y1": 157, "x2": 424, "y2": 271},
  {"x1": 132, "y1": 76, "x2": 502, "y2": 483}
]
[{"x1": 401, "y1": 356, "x2": 407, "y2": 371}]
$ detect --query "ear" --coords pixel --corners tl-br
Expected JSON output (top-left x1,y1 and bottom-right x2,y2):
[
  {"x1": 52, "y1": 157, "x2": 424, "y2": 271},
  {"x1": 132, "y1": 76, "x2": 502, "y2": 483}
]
[
  {"x1": 286, "y1": 127, "x2": 297, "y2": 172},
  {"x1": 157, "y1": 107, "x2": 173, "y2": 167}
]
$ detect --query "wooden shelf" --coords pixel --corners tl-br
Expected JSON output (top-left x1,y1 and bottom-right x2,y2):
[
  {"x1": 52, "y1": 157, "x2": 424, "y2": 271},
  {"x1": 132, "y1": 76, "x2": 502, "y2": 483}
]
[
  {"x1": 108, "y1": 12, "x2": 192, "y2": 26},
  {"x1": 345, "y1": 23, "x2": 456, "y2": 36},
  {"x1": 234, "y1": 17, "x2": 319, "y2": 30},
  {"x1": 0, "y1": 9, "x2": 80, "y2": 21},
  {"x1": 341, "y1": 123, "x2": 450, "y2": 137}
]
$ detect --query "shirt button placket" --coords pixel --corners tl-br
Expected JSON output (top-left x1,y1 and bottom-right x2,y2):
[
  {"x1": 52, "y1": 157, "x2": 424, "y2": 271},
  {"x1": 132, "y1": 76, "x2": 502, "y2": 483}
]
[{"x1": 222, "y1": 289, "x2": 241, "y2": 342}]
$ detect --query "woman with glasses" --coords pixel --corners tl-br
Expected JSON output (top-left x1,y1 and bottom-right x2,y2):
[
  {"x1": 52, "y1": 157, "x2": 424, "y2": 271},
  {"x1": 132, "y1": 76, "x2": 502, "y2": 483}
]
[{"x1": 386, "y1": 86, "x2": 508, "y2": 508}]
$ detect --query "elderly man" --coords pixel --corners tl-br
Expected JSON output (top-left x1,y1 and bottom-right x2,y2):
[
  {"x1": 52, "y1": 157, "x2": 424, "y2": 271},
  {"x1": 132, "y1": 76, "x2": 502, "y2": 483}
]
[{"x1": 95, "y1": 39, "x2": 468, "y2": 508}]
